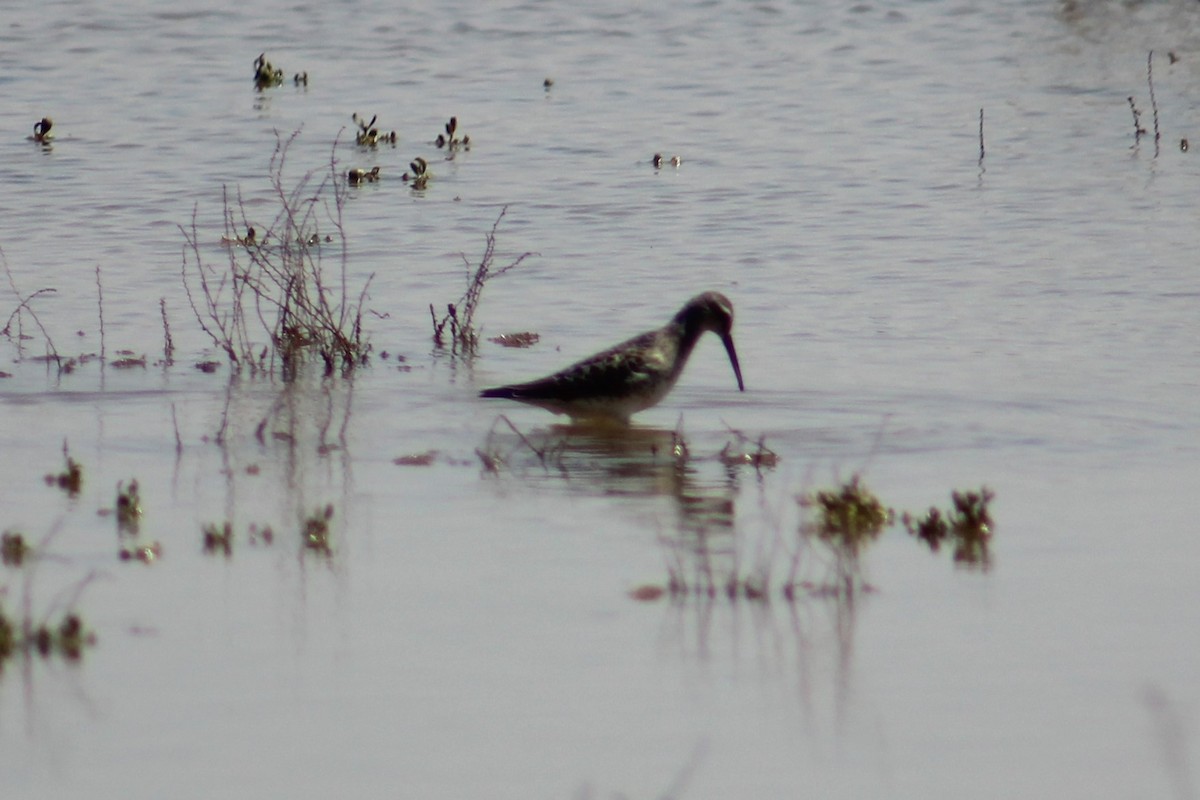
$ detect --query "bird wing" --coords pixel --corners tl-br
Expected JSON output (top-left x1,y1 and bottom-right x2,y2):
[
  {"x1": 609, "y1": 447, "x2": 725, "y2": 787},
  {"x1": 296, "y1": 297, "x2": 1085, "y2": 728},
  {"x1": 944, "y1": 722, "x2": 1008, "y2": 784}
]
[{"x1": 489, "y1": 330, "x2": 665, "y2": 401}]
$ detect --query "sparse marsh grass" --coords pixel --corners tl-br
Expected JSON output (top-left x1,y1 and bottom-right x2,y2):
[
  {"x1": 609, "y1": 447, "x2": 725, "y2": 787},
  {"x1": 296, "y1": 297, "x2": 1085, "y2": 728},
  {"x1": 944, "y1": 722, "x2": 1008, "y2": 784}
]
[
  {"x1": 2, "y1": 244, "x2": 61, "y2": 367},
  {"x1": 181, "y1": 130, "x2": 372, "y2": 376},
  {"x1": 431, "y1": 207, "x2": 535, "y2": 354}
]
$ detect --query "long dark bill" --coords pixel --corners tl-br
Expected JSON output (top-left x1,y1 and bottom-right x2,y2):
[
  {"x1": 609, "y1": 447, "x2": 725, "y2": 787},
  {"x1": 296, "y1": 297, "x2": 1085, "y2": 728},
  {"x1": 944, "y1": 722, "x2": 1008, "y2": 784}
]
[{"x1": 721, "y1": 334, "x2": 745, "y2": 392}]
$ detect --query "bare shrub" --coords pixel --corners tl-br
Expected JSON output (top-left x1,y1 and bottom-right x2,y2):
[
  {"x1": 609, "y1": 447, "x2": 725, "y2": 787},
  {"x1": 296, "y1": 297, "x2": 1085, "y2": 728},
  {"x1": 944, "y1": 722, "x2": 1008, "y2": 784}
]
[{"x1": 180, "y1": 130, "x2": 372, "y2": 377}]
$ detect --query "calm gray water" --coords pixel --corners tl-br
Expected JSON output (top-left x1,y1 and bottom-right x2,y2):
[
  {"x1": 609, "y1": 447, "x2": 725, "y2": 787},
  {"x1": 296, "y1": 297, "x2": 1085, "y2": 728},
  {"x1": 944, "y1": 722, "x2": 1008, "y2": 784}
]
[{"x1": 2, "y1": 0, "x2": 1199, "y2": 797}]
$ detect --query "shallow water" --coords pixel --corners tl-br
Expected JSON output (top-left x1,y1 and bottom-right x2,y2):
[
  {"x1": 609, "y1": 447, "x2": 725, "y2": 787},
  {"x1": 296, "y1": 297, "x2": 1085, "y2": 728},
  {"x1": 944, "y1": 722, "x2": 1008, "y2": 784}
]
[{"x1": 3, "y1": 0, "x2": 1200, "y2": 797}]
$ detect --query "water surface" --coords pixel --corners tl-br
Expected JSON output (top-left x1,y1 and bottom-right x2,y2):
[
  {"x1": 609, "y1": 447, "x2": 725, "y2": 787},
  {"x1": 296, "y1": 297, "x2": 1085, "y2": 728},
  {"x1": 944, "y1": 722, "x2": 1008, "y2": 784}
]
[{"x1": 2, "y1": 0, "x2": 1199, "y2": 797}]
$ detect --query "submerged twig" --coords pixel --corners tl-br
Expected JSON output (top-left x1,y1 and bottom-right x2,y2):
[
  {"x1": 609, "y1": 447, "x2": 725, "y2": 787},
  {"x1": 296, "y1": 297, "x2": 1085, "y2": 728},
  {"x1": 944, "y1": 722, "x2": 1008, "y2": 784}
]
[
  {"x1": 1148, "y1": 50, "x2": 1161, "y2": 157},
  {"x1": 978, "y1": 107, "x2": 985, "y2": 163},
  {"x1": 1, "y1": 245, "x2": 60, "y2": 366},
  {"x1": 95, "y1": 263, "x2": 105, "y2": 363}
]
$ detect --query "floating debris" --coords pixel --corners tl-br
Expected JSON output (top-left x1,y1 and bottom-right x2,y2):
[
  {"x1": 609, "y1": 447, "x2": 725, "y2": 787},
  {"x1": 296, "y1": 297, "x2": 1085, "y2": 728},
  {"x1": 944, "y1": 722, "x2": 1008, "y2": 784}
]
[
  {"x1": 110, "y1": 354, "x2": 147, "y2": 369},
  {"x1": 488, "y1": 332, "x2": 540, "y2": 348},
  {"x1": 393, "y1": 450, "x2": 438, "y2": 466}
]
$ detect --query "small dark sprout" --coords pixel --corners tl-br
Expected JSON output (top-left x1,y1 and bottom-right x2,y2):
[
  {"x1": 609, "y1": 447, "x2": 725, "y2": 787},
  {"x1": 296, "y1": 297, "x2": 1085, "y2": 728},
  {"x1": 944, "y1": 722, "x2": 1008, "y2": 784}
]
[
  {"x1": 352, "y1": 112, "x2": 395, "y2": 147},
  {"x1": 1, "y1": 531, "x2": 30, "y2": 567},
  {"x1": 34, "y1": 626, "x2": 53, "y2": 657},
  {"x1": 434, "y1": 117, "x2": 469, "y2": 150},
  {"x1": 303, "y1": 504, "x2": 334, "y2": 554},
  {"x1": 45, "y1": 451, "x2": 84, "y2": 496},
  {"x1": 0, "y1": 610, "x2": 13, "y2": 660},
  {"x1": 202, "y1": 522, "x2": 233, "y2": 557},
  {"x1": 31, "y1": 117, "x2": 54, "y2": 143},
  {"x1": 116, "y1": 479, "x2": 142, "y2": 530}
]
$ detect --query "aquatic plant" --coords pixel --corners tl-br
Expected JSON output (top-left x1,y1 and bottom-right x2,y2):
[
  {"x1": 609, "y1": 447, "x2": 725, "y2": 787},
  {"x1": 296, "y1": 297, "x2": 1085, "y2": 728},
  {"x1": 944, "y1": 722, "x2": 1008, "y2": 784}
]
[
  {"x1": 401, "y1": 156, "x2": 431, "y2": 189},
  {"x1": 29, "y1": 117, "x2": 54, "y2": 144},
  {"x1": 0, "y1": 605, "x2": 94, "y2": 667},
  {"x1": 43, "y1": 443, "x2": 83, "y2": 497},
  {"x1": 351, "y1": 113, "x2": 396, "y2": 147},
  {"x1": 201, "y1": 521, "x2": 233, "y2": 557},
  {"x1": 302, "y1": 504, "x2": 334, "y2": 555},
  {"x1": 430, "y1": 206, "x2": 535, "y2": 353},
  {"x1": 0, "y1": 561, "x2": 99, "y2": 670},
  {"x1": 253, "y1": 53, "x2": 285, "y2": 89},
  {"x1": 115, "y1": 479, "x2": 142, "y2": 532},
  {"x1": 1, "y1": 532, "x2": 30, "y2": 567},
  {"x1": 795, "y1": 475, "x2": 891, "y2": 597},
  {"x1": 902, "y1": 486, "x2": 994, "y2": 569},
  {"x1": 180, "y1": 130, "x2": 373, "y2": 376},
  {"x1": 347, "y1": 166, "x2": 382, "y2": 185},
  {"x1": 434, "y1": 116, "x2": 470, "y2": 150}
]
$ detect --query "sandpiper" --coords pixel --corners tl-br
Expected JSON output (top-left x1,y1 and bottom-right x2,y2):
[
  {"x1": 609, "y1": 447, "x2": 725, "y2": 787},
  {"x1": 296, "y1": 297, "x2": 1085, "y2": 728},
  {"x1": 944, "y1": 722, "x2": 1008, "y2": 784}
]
[{"x1": 480, "y1": 291, "x2": 745, "y2": 423}]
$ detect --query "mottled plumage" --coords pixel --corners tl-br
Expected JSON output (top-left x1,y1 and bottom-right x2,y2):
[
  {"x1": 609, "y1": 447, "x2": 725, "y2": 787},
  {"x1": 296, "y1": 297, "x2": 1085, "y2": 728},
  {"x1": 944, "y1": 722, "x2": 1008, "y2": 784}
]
[{"x1": 480, "y1": 291, "x2": 744, "y2": 422}]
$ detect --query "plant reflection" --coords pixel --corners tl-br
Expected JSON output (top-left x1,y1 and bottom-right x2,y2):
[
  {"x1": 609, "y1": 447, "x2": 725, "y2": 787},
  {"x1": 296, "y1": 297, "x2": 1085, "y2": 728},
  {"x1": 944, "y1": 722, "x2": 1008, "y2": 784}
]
[{"x1": 479, "y1": 415, "x2": 994, "y2": 725}]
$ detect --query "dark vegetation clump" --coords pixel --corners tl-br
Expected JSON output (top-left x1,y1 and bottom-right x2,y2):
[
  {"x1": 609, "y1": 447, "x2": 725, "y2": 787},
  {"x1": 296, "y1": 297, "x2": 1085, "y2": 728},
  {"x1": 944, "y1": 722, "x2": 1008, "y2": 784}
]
[
  {"x1": 253, "y1": 53, "x2": 285, "y2": 90},
  {"x1": 1, "y1": 532, "x2": 30, "y2": 567},
  {"x1": 44, "y1": 443, "x2": 83, "y2": 497},
  {"x1": 352, "y1": 113, "x2": 396, "y2": 147},
  {"x1": 902, "y1": 486, "x2": 994, "y2": 569},
  {"x1": 303, "y1": 504, "x2": 334, "y2": 555},
  {"x1": 0, "y1": 604, "x2": 95, "y2": 667}
]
